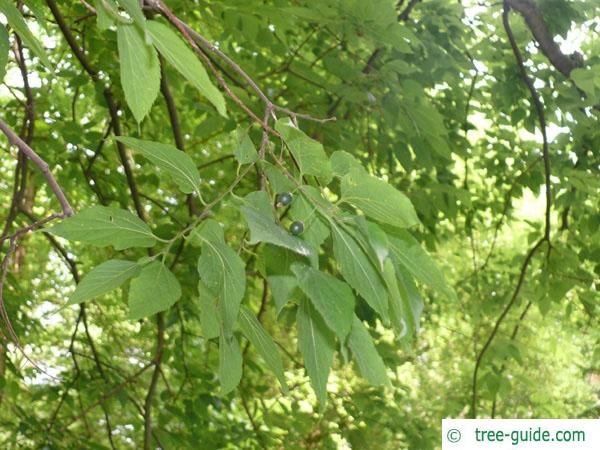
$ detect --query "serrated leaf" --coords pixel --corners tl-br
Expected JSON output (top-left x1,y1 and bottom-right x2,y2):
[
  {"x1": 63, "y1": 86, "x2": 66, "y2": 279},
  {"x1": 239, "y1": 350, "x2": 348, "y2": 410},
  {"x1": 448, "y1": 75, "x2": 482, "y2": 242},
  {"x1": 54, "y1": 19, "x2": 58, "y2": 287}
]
[
  {"x1": 198, "y1": 280, "x2": 220, "y2": 339},
  {"x1": 291, "y1": 263, "x2": 354, "y2": 342},
  {"x1": 239, "y1": 306, "x2": 288, "y2": 392},
  {"x1": 234, "y1": 128, "x2": 258, "y2": 165},
  {"x1": 331, "y1": 223, "x2": 389, "y2": 321},
  {"x1": 0, "y1": 0, "x2": 50, "y2": 67},
  {"x1": 348, "y1": 317, "x2": 390, "y2": 387},
  {"x1": 147, "y1": 20, "x2": 227, "y2": 117},
  {"x1": 0, "y1": 25, "x2": 9, "y2": 82},
  {"x1": 219, "y1": 333, "x2": 242, "y2": 394},
  {"x1": 341, "y1": 168, "x2": 419, "y2": 228},
  {"x1": 48, "y1": 206, "x2": 156, "y2": 250},
  {"x1": 116, "y1": 137, "x2": 202, "y2": 196},
  {"x1": 240, "y1": 191, "x2": 313, "y2": 257},
  {"x1": 69, "y1": 260, "x2": 140, "y2": 306},
  {"x1": 128, "y1": 261, "x2": 181, "y2": 320},
  {"x1": 297, "y1": 297, "x2": 335, "y2": 407},
  {"x1": 386, "y1": 229, "x2": 455, "y2": 300},
  {"x1": 117, "y1": 24, "x2": 160, "y2": 123},
  {"x1": 275, "y1": 120, "x2": 331, "y2": 181},
  {"x1": 194, "y1": 220, "x2": 246, "y2": 336}
]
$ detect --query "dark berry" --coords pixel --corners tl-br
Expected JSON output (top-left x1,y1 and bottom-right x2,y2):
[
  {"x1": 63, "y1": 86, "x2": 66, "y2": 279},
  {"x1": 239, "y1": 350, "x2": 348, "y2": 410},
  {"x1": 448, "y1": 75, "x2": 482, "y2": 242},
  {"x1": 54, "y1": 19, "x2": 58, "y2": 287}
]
[
  {"x1": 290, "y1": 221, "x2": 304, "y2": 236},
  {"x1": 276, "y1": 192, "x2": 293, "y2": 207}
]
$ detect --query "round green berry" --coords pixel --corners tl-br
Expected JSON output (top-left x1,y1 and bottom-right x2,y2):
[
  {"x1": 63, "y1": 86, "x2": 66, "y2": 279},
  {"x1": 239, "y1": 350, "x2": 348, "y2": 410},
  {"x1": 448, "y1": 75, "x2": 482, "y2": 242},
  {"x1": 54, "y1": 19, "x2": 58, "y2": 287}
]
[
  {"x1": 276, "y1": 192, "x2": 293, "y2": 207},
  {"x1": 289, "y1": 221, "x2": 304, "y2": 236}
]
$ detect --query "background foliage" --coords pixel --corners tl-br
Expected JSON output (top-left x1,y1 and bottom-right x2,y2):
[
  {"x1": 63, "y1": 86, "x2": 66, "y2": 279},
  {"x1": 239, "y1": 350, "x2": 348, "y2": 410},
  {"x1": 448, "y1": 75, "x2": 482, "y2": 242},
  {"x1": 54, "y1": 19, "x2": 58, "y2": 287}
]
[{"x1": 0, "y1": 0, "x2": 599, "y2": 449}]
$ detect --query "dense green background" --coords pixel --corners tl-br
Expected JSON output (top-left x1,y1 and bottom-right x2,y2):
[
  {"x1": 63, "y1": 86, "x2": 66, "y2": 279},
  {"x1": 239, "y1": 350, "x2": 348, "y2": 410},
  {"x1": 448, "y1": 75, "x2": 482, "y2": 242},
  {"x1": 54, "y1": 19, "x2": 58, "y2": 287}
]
[{"x1": 0, "y1": 0, "x2": 599, "y2": 448}]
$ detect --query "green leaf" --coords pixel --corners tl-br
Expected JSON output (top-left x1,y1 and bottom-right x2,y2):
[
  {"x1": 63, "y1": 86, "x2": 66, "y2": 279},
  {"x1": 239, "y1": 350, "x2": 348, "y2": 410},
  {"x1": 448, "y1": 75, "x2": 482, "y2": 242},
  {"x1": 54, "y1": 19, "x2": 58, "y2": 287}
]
[
  {"x1": 69, "y1": 260, "x2": 140, "y2": 306},
  {"x1": 219, "y1": 333, "x2": 242, "y2": 394},
  {"x1": 396, "y1": 263, "x2": 423, "y2": 334},
  {"x1": 348, "y1": 317, "x2": 390, "y2": 387},
  {"x1": 48, "y1": 206, "x2": 156, "y2": 250},
  {"x1": 330, "y1": 151, "x2": 364, "y2": 178},
  {"x1": 386, "y1": 229, "x2": 455, "y2": 300},
  {"x1": 0, "y1": 0, "x2": 50, "y2": 67},
  {"x1": 240, "y1": 191, "x2": 312, "y2": 257},
  {"x1": 571, "y1": 68, "x2": 596, "y2": 96},
  {"x1": 198, "y1": 280, "x2": 220, "y2": 339},
  {"x1": 291, "y1": 263, "x2": 354, "y2": 342},
  {"x1": 0, "y1": 25, "x2": 9, "y2": 82},
  {"x1": 234, "y1": 128, "x2": 258, "y2": 165},
  {"x1": 94, "y1": 0, "x2": 118, "y2": 30},
  {"x1": 263, "y1": 162, "x2": 295, "y2": 193},
  {"x1": 128, "y1": 261, "x2": 181, "y2": 320},
  {"x1": 239, "y1": 306, "x2": 288, "y2": 392},
  {"x1": 117, "y1": 24, "x2": 160, "y2": 123},
  {"x1": 297, "y1": 297, "x2": 335, "y2": 406},
  {"x1": 341, "y1": 168, "x2": 419, "y2": 228},
  {"x1": 289, "y1": 192, "x2": 330, "y2": 251},
  {"x1": 117, "y1": 0, "x2": 146, "y2": 31},
  {"x1": 331, "y1": 223, "x2": 389, "y2": 321},
  {"x1": 116, "y1": 137, "x2": 202, "y2": 196},
  {"x1": 275, "y1": 120, "x2": 331, "y2": 181},
  {"x1": 268, "y1": 275, "x2": 297, "y2": 314},
  {"x1": 194, "y1": 220, "x2": 246, "y2": 335},
  {"x1": 147, "y1": 20, "x2": 227, "y2": 117}
]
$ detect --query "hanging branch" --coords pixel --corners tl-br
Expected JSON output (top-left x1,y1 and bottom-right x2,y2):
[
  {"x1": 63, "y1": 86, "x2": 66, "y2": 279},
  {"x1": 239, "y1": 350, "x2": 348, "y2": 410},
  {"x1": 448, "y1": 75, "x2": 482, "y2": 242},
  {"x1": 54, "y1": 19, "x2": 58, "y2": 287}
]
[{"x1": 470, "y1": 0, "x2": 552, "y2": 418}]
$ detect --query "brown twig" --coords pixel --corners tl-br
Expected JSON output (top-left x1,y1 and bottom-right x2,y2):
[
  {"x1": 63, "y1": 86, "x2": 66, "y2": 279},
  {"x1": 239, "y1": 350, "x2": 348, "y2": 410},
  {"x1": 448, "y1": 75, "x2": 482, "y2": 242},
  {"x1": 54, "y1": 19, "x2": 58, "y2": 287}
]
[
  {"x1": 143, "y1": 312, "x2": 165, "y2": 450},
  {"x1": 470, "y1": 0, "x2": 552, "y2": 418}
]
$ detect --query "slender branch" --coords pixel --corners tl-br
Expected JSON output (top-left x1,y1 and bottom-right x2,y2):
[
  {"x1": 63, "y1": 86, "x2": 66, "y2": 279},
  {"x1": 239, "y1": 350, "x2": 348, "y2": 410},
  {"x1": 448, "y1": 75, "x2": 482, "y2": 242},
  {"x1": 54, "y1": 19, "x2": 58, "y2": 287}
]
[
  {"x1": 143, "y1": 312, "x2": 165, "y2": 450},
  {"x1": 152, "y1": 1, "x2": 335, "y2": 125},
  {"x1": 470, "y1": 1, "x2": 553, "y2": 417},
  {"x1": 0, "y1": 120, "x2": 73, "y2": 217}
]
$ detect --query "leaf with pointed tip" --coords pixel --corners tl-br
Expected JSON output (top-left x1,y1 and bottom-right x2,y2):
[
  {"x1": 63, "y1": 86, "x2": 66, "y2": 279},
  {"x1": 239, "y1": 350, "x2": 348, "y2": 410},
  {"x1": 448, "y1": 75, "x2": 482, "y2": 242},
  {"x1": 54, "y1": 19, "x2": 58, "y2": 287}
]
[
  {"x1": 239, "y1": 306, "x2": 288, "y2": 392},
  {"x1": 48, "y1": 206, "x2": 156, "y2": 250},
  {"x1": 116, "y1": 137, "x2": 202, "y2": 196},
  {"x1": 234, "y1": 128, "x2": 258, "y2": 165},
  {"x1": 341, "y1": 168, "x2": 419, "y2": 228},
  {"x1": 219, "y1": 333, "x2": 242, "y2": 394},
  {"x1": 348, "y1": 317, "x2": 390, "y2": 387},
  {"x1": 291, "y1": 263, "x2": 354, "y2": 342},
  {"x1": 69, "y1": 260, "x2": 140, "y2": 306},
  {"x1": 117, "y1": 24, "x2": 160, "y2": 123},
  {"x1": 128, "y1": 261, "x2": 181, "y2": 320},
  {"x1": 147, "y1": 20, "x2": 227, "y2": 117},
  {"x1": 297, "y1": 298, "x2": 335, "y2": 406},
  {"x1": 240, "y1": 191, "x2": 313, "y2": 257},
  {"x1": 275, "y1": 120, "x2": 331, "y2": 181},
  {"x1": 331, "y1": 223, "x2": 389, "y2": 321},
  {"x1": 0, "y1": 0, "x2": 50, "y2": 67},
  {"x1": 386, "y1": 229, "x2": 455, "y2": 300},
  {"x1": 195, "y1": 220, "x2": 246, "y2": 336}
]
